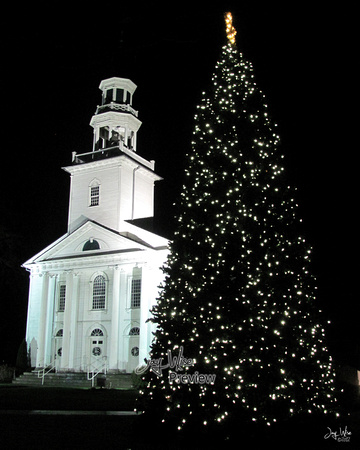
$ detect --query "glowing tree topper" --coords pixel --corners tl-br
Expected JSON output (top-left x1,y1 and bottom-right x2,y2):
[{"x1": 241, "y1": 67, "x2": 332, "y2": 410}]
[{"x1": 225, "y1": 12, "x2": 237, "y2": 44}]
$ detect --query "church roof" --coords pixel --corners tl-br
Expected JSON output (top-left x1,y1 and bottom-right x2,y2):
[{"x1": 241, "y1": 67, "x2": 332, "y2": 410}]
[{"x1": 22, "y1": 219, "x2": 168, "y2": 268}]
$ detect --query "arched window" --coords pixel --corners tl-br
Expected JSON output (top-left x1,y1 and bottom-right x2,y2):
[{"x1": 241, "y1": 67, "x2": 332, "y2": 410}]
[
  {"x1": 91, "y1": 328, "x2": 104, "y2": 336},
  {"x1": 83, "y1": 239, "x2": 100, "y2": 251},
  {"x1": 129, "y1": 327, "x2": 140, "y2": 336},
  {"x1": 89, "y1": 179, "x2": 100, "y2": 207},
  {"x1": 92, "y1": 275, "x2": 106, "y2": 310},
  {"x1": 56, "y1": 329, "x2": 63, "y2": 337}
]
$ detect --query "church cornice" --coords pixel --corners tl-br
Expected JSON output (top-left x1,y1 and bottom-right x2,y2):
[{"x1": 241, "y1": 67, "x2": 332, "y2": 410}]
[
  {"x1": 25, "y1": 246, "x2": 167, "y2": 273},
  {"x1": 22, "y1": 219, "x2": 169, "y2": 272},
  {"x1": 62, "y1": 152, "x2": 162, "y2": 181},
  {"x1": 89, "y1": 110, "x2": 141, "y2": 129},
  {"x1": 99, "y1": 77, "x2": 137, "y2": 94}
]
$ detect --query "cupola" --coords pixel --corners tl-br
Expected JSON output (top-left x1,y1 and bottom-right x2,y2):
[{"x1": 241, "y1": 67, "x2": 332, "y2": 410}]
[{"x1": 84, "y1": 77, "x2": 142, "y2": 161}]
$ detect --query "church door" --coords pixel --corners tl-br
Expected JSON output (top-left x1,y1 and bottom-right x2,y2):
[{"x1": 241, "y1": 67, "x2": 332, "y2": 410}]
[
  {"x1": 54, "y1": 329, "x2": 63, "y2": 371},
  {"x1": 127, "y1": 326, "x2": 140, "y2": 372},
  {"x1": 89, "y1": 328, "x2": 106, "y2": 371}
]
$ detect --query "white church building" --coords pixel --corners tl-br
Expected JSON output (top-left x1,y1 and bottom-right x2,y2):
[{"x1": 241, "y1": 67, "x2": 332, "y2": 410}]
[{"x1": 23, "y1": 77, "x2": 169, "y2": 374}]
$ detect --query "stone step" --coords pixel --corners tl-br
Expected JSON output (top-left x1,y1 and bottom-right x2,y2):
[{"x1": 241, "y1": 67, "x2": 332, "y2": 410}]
[
  {"x1": 13, "y1": 372, "x2": 92, "y2": 388},
  {"x1": 13, "y1": 372, "x2": 134, "y2": 389}
]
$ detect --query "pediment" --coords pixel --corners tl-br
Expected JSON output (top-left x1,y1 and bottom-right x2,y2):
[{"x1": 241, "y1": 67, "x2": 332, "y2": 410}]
[{"x1": 23, "y1": 221, "x2": 157, "y2": 266}]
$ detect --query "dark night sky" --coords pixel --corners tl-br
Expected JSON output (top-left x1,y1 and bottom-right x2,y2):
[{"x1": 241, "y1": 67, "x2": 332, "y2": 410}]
[{"x1": 1, "y1": 3, "x2": 358, "y2": 365}]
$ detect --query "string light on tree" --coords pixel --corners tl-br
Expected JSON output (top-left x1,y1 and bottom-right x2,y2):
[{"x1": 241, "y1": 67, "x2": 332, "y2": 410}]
[{"x1": 138, "y1": 12, "x2": 338, "y2": 438}]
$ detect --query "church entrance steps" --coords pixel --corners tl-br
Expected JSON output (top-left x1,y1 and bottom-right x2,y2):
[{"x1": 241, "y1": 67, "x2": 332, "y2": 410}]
[
  {"x1": 12, "y1": 372, "x2": 134, "y2": 389},
  {"x1": 13, "y1": 372, "x2": 92, "y2": 388}
]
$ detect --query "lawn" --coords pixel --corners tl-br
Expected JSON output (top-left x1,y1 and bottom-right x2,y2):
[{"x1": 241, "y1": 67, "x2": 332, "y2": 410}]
[
  {"x1": 0, "y1": 385, "x2": 142, "y2": 449},
  {"x1": 0, "y1": 384, "x2": 137, "y2": 411},
  {"x1": 0, "y1": 383, "x2": 359, "y2": 449}
]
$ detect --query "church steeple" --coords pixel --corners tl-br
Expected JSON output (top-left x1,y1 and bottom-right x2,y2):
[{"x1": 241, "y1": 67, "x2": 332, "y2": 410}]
[{"x1": 64, "y1": 77, "x2": 162, "y2": 233}]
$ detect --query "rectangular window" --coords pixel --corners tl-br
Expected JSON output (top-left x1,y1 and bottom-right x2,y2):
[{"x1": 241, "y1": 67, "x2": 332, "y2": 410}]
[
  {"x1": 59, "y1": 285, "x2": 66, "y2": 311},
  {"x1": 90, "y1": 186, "x2": 100, "y2": 206},
  {"x1": 131, "y1": 278, "x2": 141, "y2": 308}
]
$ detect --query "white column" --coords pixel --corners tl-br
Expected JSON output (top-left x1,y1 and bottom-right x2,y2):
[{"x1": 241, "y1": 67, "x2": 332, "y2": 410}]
[
  {"x1": 61, "y1": 271, "x2": 73, "y2": 370},
  {"x1": 118, "y1": 269, "x2": 128, "y2": 372},
  {"x1": 25, "y1": 272, "x2": 37, "y2": 367},
  {"x1": 139, "y1": 264, "x2": 152, "y2": 366},
  {"x1": 36, "y1": 272, "x2": 49, "y2": 368},
  {"x1": 44, "y1": 274, "x2": 57, "y2": 366},
  {"x1": 109, "y1": 265, "x2": 121, "y2": 370},
  {"x1": 68, "y1": 272, "x2": 80, "y2": 370}
]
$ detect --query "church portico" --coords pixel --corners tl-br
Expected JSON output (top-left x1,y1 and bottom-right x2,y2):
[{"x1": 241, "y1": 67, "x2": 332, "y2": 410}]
[
  {"x1": 23, "y1": 78, "x2": 168, "y2": 378},
  {"x1": 26, "y1": 249, "x2": 166, "y2": 372}
]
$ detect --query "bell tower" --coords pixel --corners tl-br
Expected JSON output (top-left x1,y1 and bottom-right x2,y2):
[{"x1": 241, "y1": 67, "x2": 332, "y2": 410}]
[
  {"x1": 90, "y1": 77, "x2": 141, "y2": 153},
  {"x1": 63, "y1": 77, "x2": 162, "y2": 233}
]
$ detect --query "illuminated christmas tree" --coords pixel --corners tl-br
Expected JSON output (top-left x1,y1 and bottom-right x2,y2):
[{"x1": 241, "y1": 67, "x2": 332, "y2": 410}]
[{"x1": 138, "y1": 13, "x2": 337, "y2": 436}]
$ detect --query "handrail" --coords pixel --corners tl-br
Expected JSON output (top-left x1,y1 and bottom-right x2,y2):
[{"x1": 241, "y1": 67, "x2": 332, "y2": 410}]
[
  {"x1": 73, "y1": 145, "x2": 121, "y2": 160},
  {"x1": 72, "y1": 142, "x2": 155, "y2": 171},
  {"x1": 87, "y1": 357, "x2": 107, "y2": 388},
  {"x1": 36, "y1": 361, "x2": 56, "y2": 385},
  {"x1": 95, "y1": 102, "x2": 138, "y2": 117}
]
